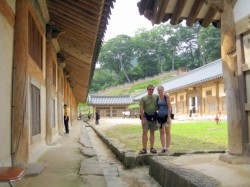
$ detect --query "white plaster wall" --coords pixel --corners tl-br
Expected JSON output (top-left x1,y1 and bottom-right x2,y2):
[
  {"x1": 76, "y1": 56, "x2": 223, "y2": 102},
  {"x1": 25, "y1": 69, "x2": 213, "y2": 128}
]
[
  {"x1": 0, "y1": 13, "x2": 14, "y2": 166},
  {"x1": 177, "y1": 92, "x2": 186, "y2": 102},
  {"x1": 7, "y1": 0, "x2": 16, "y2": 14},
  {"x1": 202, "y1": 86, "x2": 216, "y2": 97},
  {"x1": 219, "y1": 83, "x2": 226, "y2": 97},
  {"x1": 234, "y1": 0, "x2": 250, "y2": 22}
]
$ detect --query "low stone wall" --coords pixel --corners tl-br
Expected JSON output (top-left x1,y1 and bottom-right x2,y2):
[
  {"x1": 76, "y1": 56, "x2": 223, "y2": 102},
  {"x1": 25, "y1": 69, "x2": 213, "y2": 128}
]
[
  {"x1": 90, "y1": 124, "x2": 225, "y2": 167},
  {"x1": 89, "y1": 124, "x2": 225, "y2": 187},
  {"x1": 149, "y1": 157, "x2": 221, "y2": 187}
]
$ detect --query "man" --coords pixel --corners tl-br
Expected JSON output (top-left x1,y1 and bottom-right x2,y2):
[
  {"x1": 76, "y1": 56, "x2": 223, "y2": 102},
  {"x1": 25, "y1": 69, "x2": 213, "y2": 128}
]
[
  {"x1": 139, "y1": 84, "x2": 158, "y2": 154},
  {"x1": 64, "y1": 104, "x2": 69, "y2": 133},
  {"x1": 95, "y1": 111, "x2": 100, "y2": 124}
]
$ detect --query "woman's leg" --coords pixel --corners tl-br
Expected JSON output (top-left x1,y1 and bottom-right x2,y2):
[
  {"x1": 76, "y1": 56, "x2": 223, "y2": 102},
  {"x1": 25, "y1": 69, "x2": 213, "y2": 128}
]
[
  {"x1": 159, "y1": 127, "x2": 165, "y2": 149},
  {"x1": 165, "y1": 125, "x2": 171, "y2": 149}
]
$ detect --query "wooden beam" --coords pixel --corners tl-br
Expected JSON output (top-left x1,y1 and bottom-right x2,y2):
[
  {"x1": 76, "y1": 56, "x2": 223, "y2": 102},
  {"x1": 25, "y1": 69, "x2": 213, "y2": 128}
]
[
  {"x1": 152, "y1": 0, "x2": 163, "y2": 24},
  {"x1": 49, "y1": 13, "x2": 98, "y2": 35},
  {"x1": 59, "y1": 35, "x2": 93, "y2": 52},
  {"x1": 235, "y1": 14, "x2": 250, "y2": 35},
  {"x1": 201, "y1": 7, "x2": 218, "y2": 28},
  {"x1": 47, "y1": 4, "x2": 98, "y2": 32},
  {"x1": 156, "y1": 0, "x2": 170, "y2": 24},
  {"x1": 0, "y1": 0, "x2": 15, "y2": 27},
  {"x1": 170, "y1": 0, "x2": 187, "y2": 25},
  {"x1": 187, "y1": 0, "x2": 204, "y2": 26},
  {"x1": 49, "y1": 0, "x2": 100, "y2": 21},
  {"x1": 204, "y1": 0, "x2": 224, "y2": 12},
  {"x1": 55, "y1": 23, "x2": 95, "y2": 42}
]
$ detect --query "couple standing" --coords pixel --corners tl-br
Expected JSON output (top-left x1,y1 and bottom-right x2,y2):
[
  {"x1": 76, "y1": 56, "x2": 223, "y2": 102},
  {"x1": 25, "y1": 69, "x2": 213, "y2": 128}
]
[{"x1": 139, "y1": 84, "x2": 171, "y2": 154}]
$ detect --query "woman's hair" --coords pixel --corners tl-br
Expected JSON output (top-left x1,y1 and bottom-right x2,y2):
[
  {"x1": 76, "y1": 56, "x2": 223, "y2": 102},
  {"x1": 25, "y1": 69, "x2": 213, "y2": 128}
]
[{"x1": 157, "y1": 85, "x2": 164, "y2": 91}]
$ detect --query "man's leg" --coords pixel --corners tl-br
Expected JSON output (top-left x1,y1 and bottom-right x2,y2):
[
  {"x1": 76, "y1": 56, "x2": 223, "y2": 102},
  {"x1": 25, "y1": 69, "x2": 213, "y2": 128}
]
[
  {"x1": 65, "y1": 118, "x2": 69, "y2": 133},
  {"x1": 149, "y1": 130, "x2": 155, "y2": 149},
  {"x1": 142, "y1": 128, "x2": 148, "y2": 150}
]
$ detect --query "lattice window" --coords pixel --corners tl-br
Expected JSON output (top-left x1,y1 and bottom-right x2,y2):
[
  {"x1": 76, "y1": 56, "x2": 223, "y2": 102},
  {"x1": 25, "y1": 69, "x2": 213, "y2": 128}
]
[
  {"x1": 179, "y1": 95, "x2": 184, "y2": 101},
  {"x1": 31, "y1": 84, "x2": 41, "y2": 136},
  {"x1": 28, "y1": 12, "x2": 42, "y2": 69},
  {"x1": 112, "y1": 110, "x2": 117, "y2": 117},
  {"x1": 206, "y1": 90, "x2": 212, "y2": 96},
  {"x1": 53, "y1": 62, "x2": 56, "y2": 87},
  {"x1": 52, "y1": 99, "x2": 56, "y2": 128}
]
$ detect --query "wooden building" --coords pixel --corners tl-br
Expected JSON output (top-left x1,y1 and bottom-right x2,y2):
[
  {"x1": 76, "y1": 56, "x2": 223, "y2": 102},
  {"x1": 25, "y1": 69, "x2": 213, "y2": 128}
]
[
  {"x1": 163, "y1": 59, "x2": 225, "y2": 116},
  {"x1": 133, "y1": 59, "x2": 225, "y2": 117},
  {"x1": 0, "y1": 0, "x2": 114, "y2": 166},
  {"x1": 88, "y1": 95, "x2": 134, "y2": 118},
  {"x1": 137, "y1": 0, "x2": 250, "y2": 161}
]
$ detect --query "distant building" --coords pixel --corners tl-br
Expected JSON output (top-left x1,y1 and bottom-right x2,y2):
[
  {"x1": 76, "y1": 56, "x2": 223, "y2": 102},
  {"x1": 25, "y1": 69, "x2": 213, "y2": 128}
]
[
  {"x1": 133, "y1": 59, "x2": 225, "y2": 117},
  {"x1": 88, "y1": 95, "x2": 134, "y2": 118}
]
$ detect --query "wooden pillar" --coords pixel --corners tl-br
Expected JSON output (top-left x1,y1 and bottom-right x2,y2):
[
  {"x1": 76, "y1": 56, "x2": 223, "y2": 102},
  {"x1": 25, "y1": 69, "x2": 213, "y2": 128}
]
[
  {"x1": 12, "y1": 0, "x2": 29, "y2": 166},
  {"x1": 57, "y1": 67, "x2": 63, "y2": 134},
  {"x1": 220, "y1": 0, "x2": 242, "y2": 155},
  {"x1": 45, "y1": 27, "x2": 53, "y2": 145},
  {"x1": 215, "y1": 81, "x2": 220, "y2": 114},
  {"x1": 198, "y1": 86, "x2": 203, "y2": 116}
]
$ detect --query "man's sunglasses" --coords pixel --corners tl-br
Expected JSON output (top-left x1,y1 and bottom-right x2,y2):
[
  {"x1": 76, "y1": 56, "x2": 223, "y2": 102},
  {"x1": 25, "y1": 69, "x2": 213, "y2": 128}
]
[{"x1": 148, "y1": 89, "x2": 154, "y2": 91}]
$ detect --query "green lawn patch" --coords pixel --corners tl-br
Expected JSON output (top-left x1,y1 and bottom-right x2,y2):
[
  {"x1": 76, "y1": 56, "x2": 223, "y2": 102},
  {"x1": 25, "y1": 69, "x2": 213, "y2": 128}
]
[{"x1": 104, "y1": 121, "x2": 228, "y2": 152}]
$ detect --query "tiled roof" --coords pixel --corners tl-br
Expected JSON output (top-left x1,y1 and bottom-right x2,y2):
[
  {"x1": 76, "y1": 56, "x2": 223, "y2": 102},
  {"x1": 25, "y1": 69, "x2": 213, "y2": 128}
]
[
  {"x1": 132, "y1": 91, "x2": 147, "y2": 101},
  {"x1": 159, "y1": 59, "x2": 223, "y2": 93},
  {"x1": 132, "y1": 59, "x2": 223, "y2": 100},
  {"x1": 88, "y1": 95, "x2": 134, "y2": 105}
]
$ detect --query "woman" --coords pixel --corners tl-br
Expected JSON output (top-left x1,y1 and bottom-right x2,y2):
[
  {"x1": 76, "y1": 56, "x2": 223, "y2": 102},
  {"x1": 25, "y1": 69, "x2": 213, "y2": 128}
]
[{"x1": 156, "y1": 86, "x2": 172, "y2": 153}]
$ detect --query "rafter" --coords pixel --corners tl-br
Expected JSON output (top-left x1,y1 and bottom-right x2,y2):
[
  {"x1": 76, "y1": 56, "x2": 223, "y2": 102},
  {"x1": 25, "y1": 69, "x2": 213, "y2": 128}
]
[
  {"x1": 187, "y1": 0, "x2": 204, "y2": 26},
  {"x1": 201, "y1": 7, "x2": 218, "y2": 27},
  {"x1": 170, "y1": 0, "x2": 187, "y2": 25}
]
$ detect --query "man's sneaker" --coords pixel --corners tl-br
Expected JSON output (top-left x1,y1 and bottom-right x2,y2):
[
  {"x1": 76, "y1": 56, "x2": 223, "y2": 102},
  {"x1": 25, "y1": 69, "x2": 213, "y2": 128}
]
[
  {"x1": 139, "y1": 149, "x2": 147, "y2": 155},
  {"x1": 150, "y1": 148, "x2": 157, "y2": 154}
]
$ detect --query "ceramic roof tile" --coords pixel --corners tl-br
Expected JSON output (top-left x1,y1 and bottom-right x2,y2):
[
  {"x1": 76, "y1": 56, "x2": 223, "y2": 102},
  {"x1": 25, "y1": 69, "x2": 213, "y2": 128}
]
[
  {"x1": 158, "y1": 59, "x2": 223, "y2": 93},
  {"x1": 88, "y1": 95, "x2": 134, "y2": 105},
  {"x1": 132, "y1": 59, "x2": 223, "y2": 100}
]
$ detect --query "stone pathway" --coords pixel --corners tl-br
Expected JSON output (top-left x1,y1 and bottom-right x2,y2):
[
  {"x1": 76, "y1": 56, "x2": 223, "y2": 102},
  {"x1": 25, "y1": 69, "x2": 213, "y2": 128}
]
[
  {"x1": 7, "y1": 120, "x2": 160, "y2": 187},
  {"x1": 85, "y1": 124, "x2": 160, "y2": 187}
]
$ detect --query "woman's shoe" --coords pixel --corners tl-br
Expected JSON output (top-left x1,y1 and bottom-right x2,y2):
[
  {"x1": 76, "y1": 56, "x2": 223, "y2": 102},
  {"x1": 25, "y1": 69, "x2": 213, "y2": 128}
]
[{"x1": 161, "y1": 148, "x2": 168, "y2": 153}]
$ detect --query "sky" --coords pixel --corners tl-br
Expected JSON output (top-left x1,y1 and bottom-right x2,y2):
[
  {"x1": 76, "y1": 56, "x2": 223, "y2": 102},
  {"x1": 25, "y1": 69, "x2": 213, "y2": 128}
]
[{"x1": 104, "y1": 0, "x2": 154, "y2": 41}]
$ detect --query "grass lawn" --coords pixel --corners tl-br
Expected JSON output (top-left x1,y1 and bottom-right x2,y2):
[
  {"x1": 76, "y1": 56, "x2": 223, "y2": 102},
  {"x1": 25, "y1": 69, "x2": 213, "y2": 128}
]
[{"x1": 104, "y1": 121, "x2": 228, "y2": 152}]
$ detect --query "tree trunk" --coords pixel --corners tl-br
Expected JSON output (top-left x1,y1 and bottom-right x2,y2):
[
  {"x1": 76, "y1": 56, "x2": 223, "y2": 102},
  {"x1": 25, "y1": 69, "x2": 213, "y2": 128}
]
[
  {"x1": 119, "y1": 58, "x2": 131, "y2": 82},
  {"x1": 171, "y1": 52, "x2": 175, "y2": 70}
]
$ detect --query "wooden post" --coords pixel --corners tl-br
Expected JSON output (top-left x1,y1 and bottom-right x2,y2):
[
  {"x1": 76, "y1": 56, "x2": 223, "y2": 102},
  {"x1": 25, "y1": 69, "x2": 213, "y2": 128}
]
[
  {"x1": 57, "y1": 67, "x2": 63, "y2": 134},
  {"x1": 215, "y1": 81, "x2": 220, "y2": 114},
  {"x1": 220, "y1": 0, "x2": 242, "y2": 155},
  {"x1": 45, "y1": 28, "x2": 53, "y2": 145},
  {"x1": 12, "y1": 0, "x2": 29, "y2": 166},
  {"x1": 199, "y1": 86, "x2": 203, "y2": 116}
]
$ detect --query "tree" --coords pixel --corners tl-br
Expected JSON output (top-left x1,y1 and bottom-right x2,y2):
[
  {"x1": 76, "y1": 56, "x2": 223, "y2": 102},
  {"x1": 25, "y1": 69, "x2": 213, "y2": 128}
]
[
  {"x1": 89, "y1": 68, "x2": 118, "y2": 92},
  {"x1": 98, "y1": 35, "x2": 134, "y2": 83},
  {"x1": 198, "y1": 25, "x2": 221, "y2": 63}
]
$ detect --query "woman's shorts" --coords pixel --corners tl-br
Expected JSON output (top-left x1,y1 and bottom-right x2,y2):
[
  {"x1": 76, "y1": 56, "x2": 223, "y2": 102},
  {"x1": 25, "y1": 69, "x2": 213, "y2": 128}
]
[{"x1": 157, "y1": 120, "x2": 171, "y2": 128}]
